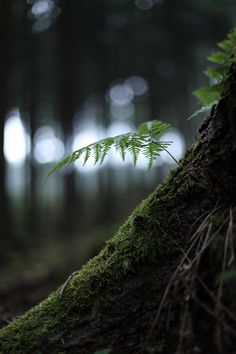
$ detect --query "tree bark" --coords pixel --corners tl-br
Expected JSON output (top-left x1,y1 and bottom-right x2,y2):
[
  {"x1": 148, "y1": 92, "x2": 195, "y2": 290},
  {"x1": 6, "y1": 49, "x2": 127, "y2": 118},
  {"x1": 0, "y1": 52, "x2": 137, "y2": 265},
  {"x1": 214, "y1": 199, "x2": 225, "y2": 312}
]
[{"x1": 0, "y1": 65, "x2": 236, "y2": 353}]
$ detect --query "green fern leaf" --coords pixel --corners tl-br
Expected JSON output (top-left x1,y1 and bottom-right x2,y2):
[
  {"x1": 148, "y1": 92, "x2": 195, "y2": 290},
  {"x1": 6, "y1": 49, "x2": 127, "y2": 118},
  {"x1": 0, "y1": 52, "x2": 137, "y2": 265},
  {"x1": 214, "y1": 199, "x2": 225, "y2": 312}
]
[
  {"x1": 217, "y1": 39, "x2": 233, "y2": 51},
  {"x1": 207, "y1": 51, "x2": 230, "y2": 65},
  {"x1": 115, "y1": 135, "x2": 129, "y2": 161},
  {"x1": 45, "y1": 119, "x2": 172, "y2": 181},
  {"x1": 138, "y1": 122, "x2": 150, "y2": 135},
  {"x1": 150, "y1": 120, "x2": 166, "y2": 137},
  {"x1": 142, "y1": 142, "x2": 159, "y2": 170},
  {"x1": 128, "y1": 137, "x2": 142, "y2": 166},
  {"x1": 100, "y1": 137, "x2": 114, "y2": 164},
  {"x1": 73, "y1": 148, "x2": 85, "y2": 163},
  {"x1": 204, "y1": 66, "x2": 229, "y2": 81},
  {"x1": 152, "y1": 120, "x2": 171, "y2": 138},
  {"x1": 83, "y1": 146, "x2": 91, "y2": 165},
  {"x1": 193, "y1": 84, "x2": 223, "y2": 105},
  {"x1": 138, "y1": 120, "x2": 170, "y2": 138},
  {"x1": 93, "y1": 142, "x2": 103, "y2": 165}
]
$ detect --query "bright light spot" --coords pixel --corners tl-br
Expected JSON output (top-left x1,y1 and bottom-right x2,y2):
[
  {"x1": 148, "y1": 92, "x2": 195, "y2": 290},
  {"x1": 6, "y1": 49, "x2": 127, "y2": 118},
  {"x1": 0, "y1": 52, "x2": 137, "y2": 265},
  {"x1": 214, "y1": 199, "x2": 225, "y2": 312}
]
[
  {"x1": 31, "y1": 0, "x2": 54, "y2": 18},
  {"x1": 135, "y1": 0, "x2": 154, "y2": 10},
  {"x1": 34, "y1": 126, "x2": 64, "y2": 164},
  {"x1": 4, "y1": 109, "x2": 28, "y2": 165},
  {"x1": 107, "y1": 121, "x2": 135, "y2": 136},
  {"x1": 72, "y1": 130, "x2": 99, "y2": 150},
  {"x1": 72, "y1": 128, "x2": 105, "y2": 173},
  {"x1": 125, "y1": 76, "x2": 149, "y2": 96},
  {"x1": 160, "y1": 130, "x2": 185, "y2": 164},
  {"x1": 110, "y1": 102, "x2": 134, "y2": 120},
  {"x1": 108, "y1": 83, "x2": 134, "y2": 106}
]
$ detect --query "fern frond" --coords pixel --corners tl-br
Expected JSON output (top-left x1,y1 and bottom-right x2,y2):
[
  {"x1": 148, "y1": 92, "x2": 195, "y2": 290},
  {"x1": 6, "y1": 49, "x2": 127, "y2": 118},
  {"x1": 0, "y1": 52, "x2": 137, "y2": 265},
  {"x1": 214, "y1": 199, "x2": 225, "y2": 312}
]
[
  {"x1": 46, "y1": 120, "x2": 172, "y2": 181},
  {"x1": 191, "y1": 26, "x2": 236, "y2": 117}
]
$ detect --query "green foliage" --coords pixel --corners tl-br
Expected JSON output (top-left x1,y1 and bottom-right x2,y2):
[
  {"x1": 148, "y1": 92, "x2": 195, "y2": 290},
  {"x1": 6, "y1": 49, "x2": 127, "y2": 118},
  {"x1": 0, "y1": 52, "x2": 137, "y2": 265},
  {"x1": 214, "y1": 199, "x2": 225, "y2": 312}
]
[
  {"x1": 46, "y1": 120, "x2": 171, "y2": 180},
  {"x1": 192, "y1": 27, "x2": 236, "y2": 116},
  {"x1": 193, "y1": 83, "x2": 224, "y2": 106}
]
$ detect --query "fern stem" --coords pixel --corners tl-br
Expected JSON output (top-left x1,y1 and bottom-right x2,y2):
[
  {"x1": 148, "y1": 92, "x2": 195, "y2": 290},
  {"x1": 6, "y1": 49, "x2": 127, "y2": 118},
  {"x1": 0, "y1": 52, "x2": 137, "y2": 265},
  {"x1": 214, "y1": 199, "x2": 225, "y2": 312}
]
[
  {"x1": 160, "y1": 145, "x2": 182, "y2": 167},
  {"x1": 154, "y1": 143, "x2": 212, "y2": 193}
]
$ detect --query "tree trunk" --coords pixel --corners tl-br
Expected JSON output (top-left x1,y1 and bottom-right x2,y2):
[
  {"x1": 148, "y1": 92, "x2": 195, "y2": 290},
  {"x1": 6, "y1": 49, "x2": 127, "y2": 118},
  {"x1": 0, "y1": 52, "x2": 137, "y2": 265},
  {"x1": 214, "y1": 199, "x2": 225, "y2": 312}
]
[
  {"x1": 0, "y1": 2, "x2": 12, "y2": 242},
  {"x1": 0, "y1": 65, "x2": 236, "y2": 353}
]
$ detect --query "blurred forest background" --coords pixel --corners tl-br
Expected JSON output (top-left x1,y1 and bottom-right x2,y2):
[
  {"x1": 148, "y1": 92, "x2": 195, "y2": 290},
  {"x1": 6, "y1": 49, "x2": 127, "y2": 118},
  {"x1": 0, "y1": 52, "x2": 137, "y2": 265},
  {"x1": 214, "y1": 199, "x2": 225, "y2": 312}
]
[{"x1": 0, "y1": 0, "x2": 236, "y2": 315}]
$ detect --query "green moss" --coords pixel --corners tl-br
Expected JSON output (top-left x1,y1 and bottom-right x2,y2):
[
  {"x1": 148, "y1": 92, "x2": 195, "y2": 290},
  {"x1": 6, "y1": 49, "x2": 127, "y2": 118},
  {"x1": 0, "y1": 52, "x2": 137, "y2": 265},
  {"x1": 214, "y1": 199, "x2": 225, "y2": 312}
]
[{"x1": 0, "y1": 165, "x2": 183, "y2": 353}]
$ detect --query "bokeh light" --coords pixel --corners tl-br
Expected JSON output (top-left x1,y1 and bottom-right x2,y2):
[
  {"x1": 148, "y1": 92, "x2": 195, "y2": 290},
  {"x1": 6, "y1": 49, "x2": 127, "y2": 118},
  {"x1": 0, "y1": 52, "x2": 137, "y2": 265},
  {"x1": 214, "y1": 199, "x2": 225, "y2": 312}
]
[
  {"x1": 31, "y1": 0, "x2": 54, "y2": 18},
  {"x1": 125, "y1": 76, "x2": 149, "y2": 97},
  {"x1": 4, "y1": 109, "x2": 29, "y2": 166},
  {"x1": 108, "y1": 83, "x2": 134, "y2": 106},
  {"x1": 34, "y1": 125, "x2": 64, "y2": 164},
  {"x1": 72, "y1": 127, "x2": 105, "y2": 173}
]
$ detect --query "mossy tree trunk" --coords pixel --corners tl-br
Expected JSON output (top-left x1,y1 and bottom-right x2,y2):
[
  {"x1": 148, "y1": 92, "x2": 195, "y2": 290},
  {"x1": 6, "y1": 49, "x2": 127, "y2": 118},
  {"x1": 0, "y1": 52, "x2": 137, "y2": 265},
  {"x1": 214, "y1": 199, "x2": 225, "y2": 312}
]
[{"x1": 0, "y1": 66, "x2": 236, "y2": 354}]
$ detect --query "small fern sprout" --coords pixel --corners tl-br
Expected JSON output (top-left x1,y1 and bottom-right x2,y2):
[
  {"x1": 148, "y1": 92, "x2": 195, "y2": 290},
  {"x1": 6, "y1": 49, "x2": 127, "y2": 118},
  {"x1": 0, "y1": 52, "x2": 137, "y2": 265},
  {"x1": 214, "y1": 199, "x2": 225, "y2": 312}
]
[{"x1": 45, "y1": 120, "x2": 172, "y2": 181}]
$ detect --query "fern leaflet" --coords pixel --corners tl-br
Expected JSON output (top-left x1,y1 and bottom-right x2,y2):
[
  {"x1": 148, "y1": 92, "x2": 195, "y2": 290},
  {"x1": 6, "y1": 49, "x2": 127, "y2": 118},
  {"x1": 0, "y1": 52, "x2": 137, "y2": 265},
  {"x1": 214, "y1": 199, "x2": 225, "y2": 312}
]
[{"x1": 100, "y1": 137, "x2": 114, "y2": 164}]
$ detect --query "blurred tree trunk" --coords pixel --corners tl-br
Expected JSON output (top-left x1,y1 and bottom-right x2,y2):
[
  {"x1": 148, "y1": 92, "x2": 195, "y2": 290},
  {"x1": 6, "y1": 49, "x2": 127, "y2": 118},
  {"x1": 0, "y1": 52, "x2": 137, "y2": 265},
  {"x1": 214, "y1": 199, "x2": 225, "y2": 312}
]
[
  {"x1": 27, "y1": 24, "x2": 39, "y2": 236},
  {"x1": 0, "y1": 64, "x2": 236, "y2": 353},
  {"x1": 58, "y1": 1, "x2": 79, "y2": 234},
  {"x1": 0, "y1": 3, "x2": 12, "y2": 241}
]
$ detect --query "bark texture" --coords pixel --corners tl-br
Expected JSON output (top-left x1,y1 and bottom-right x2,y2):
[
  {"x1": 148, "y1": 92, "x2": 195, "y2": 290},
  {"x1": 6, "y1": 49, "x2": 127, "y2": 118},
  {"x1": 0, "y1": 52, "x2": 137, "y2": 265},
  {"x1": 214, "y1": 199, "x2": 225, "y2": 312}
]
[{"x1": 0, "y1": 66, "x2": 236, "y2": 354}]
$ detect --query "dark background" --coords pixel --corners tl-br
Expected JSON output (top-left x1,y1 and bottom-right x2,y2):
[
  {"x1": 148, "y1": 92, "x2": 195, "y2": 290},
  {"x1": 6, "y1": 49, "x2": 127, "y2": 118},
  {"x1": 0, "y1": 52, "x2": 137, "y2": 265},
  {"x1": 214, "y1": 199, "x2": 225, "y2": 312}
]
[{"x1": 0, "y1": 0, "x2": 235, "y2": 308}]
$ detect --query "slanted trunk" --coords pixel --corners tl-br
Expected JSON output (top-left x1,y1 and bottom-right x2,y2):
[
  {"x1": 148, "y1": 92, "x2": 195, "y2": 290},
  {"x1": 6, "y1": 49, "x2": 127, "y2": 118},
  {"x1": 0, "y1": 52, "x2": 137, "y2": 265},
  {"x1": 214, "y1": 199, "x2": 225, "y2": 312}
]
[{"x1": 0, "y1": 66, "x2": 236, "y2": 354}]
